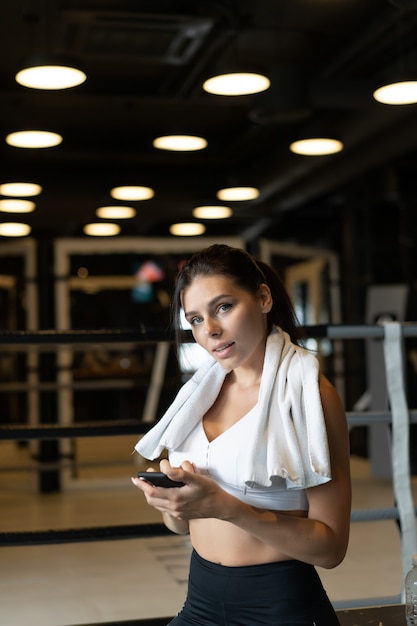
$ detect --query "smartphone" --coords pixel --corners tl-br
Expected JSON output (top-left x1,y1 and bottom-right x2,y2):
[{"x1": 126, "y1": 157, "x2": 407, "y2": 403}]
[{"x1": 137, "y1": 471, "x2": 185, "y2": 488}]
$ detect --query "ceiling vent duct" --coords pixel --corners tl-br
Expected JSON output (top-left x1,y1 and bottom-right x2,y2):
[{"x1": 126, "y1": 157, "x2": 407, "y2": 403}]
[{"x1": 60, "y1": 11, "x2": 215, "y2": 65}]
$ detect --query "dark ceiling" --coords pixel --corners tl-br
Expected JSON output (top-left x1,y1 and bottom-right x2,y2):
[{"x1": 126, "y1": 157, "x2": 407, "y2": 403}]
[{"x1": 1, "y1": 0, "x2": 417, "y2": 244}]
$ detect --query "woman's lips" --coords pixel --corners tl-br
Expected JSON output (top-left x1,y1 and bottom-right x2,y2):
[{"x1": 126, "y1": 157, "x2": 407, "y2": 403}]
[{"x1": 212, "y1": 342, "x2": 234, "y2": 357}]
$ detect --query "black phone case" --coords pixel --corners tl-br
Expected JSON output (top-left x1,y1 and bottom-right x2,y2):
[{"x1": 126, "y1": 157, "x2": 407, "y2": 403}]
[{"x1": 137, "y1": 472, "x2": 185, "y2": 488}]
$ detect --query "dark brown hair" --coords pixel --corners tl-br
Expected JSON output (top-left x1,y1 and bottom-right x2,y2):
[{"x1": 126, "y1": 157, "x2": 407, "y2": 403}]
[{"x1": 172, "y1": 244, "x2": 303, "y2": 345}]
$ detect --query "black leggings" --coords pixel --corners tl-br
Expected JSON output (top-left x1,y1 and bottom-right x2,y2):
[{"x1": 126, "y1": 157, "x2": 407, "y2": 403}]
[{"x1": 168, "y1": 550, "x2": 340, "y2": 626}]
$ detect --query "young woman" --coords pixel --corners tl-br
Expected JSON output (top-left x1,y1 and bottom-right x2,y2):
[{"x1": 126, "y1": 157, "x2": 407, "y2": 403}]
[{"x1": 132, "y1": 244, "x2": 351, "y2": 626}]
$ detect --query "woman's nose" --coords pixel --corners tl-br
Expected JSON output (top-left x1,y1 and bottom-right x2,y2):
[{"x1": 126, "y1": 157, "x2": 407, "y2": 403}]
[{"x1": 204, "y1": 318, "x2": 220, "y2": 336}]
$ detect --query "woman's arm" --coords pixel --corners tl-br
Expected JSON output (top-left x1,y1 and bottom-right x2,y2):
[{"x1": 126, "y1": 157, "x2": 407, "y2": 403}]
[
  {"x1": 219, "y1": 375, "x2": 351, "y2": 568},
  {"x1": 161, "y1": 511, "x2": 190, "y2": 535}
]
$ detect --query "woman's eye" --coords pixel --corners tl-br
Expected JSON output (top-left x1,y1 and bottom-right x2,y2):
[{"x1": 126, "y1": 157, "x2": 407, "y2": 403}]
[
  {"x1": 218, "y1": 303, "x2": 231, "y2": 314},
  {"x1": 190, "y1": 316, "x2": 202, "y2": 326}
]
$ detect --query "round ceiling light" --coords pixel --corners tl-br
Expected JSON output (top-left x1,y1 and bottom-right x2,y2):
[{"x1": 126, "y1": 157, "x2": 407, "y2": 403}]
[
  {"x1": 83, "y1": 223, "x2": 121, "y2": 236},
  {"x1": 289, "y1": 138, "x2": 343, "y2": 156},
  {"x1": 153, "y1": 135, "x2": 208, "y2": 151},
  {"x1": 216, "y1": 186, "x2": 260, "y2": 201},
  {"x1": 0, "y1": 182, "x2": 42, "y2": 196},
  {"x1": 16, "y1": 64, "x2": 86, "y2": 90},
  {"x1": 96, "y1": 206, "x2": 136, "y2": 219},
  {"x1": 203, "y1": 72, "x2": 270, "y2": 96},
  {"x1": 6, "y1": 130, "x2": 63, "y2": 148},
  {"x1": 0, "y1": 222, "x2": 31, "y2": 237},
  {"x1": 169, "y1": 222, "x2": 206, "y2": 236},
  {"x1": 110, "y1": 186, "x2": 155, "y2": 201},
  {"x1": 373, "y1": 80, "x2": 417, "y2": 105},
  {"x1": 0, "y1": 199, "x2": 36, "y2": 213},
  {"x1": 192, "y1": 205, "x2": 232, "y2": 219}
]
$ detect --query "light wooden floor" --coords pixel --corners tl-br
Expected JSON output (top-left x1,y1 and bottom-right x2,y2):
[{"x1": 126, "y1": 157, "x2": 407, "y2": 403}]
[{"x1": 1, "y1": 436, "x2": 415, "y2": 626}]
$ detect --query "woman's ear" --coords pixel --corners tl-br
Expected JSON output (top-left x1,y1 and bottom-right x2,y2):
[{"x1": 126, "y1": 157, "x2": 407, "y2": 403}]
[{"x1": 259, "y1": 283, "x2": 273, "y2": 313}]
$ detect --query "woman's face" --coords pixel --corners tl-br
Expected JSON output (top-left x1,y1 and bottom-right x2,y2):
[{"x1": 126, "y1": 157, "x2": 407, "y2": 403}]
[{"x1": 181, "y1": 274, "x2": 272, "y2": 372}]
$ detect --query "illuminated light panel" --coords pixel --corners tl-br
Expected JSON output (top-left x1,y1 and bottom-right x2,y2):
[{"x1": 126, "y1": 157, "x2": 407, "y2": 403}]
[
  {"x1": 169, "y1": 222, "x2": 206, "y2": 236},
  {"x1": 216, "y1": 186, "x2": 260, "y2": 201},
  {"x1": 192, "y1": 205, "x2": 232, "y2": 219},
  {"x1": 0, "y1": 182, "x2": 42, "y2": 196},
  {"x1": 0, "y1": 199, "x2": 36, "y2": 213},
  {"x1": 0, "y1": 222, "x2": 31, "y2": 237},
  {"x1": 110, "y1": 186, "x2": 154, "y2": 201},
  {"x1": 83, "y1": 223, "x2": 121, "y2": 236},
  {"x1": 203, "y1": 72, "x2": 270, "y2": 96},
  {"x1": 16, "y1": 65, "x2": 86, "y2": 90},
  {"x1": 153, "y1": 135, "x2": 207, "y2": 151},
  {"x1": 373, "y1": 80, "x2": 417, "y2": 105},
  {"x1": 6, "y1": 130, "x2": 63, "y2": 148},
  {"x1": 96, "y1": 206, "x2": 136, "y2": 219},
  {"x1": 289, "y1": 138, "x2": 343, "y2": 156}
]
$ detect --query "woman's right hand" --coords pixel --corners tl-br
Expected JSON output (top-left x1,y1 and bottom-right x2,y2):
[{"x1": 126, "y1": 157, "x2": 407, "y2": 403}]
[{"x1": 132, "y1": 459, "x2": 229, "y2": 522}]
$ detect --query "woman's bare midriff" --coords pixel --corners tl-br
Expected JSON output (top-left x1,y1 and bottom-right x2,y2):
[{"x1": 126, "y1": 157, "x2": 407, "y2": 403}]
[{"x1": 189, "y1": 509, "x2": 308, "y2": 566}]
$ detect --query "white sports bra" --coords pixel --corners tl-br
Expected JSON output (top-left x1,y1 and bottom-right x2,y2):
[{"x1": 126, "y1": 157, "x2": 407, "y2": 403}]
[{"x1": 168, "y1": 405, "x2": 309, "y2": 511}]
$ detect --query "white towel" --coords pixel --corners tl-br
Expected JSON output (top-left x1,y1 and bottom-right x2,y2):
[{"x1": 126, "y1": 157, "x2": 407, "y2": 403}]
[{"x1": 134, "y1": 327, "x2": 331, "y2": 489}]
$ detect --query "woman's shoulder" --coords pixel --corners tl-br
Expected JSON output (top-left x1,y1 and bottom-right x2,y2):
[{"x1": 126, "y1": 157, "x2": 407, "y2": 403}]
[
  {"x1": 318, "y1": 374, "x2": 346, "y2": 423},
  {"x1": 318, "y1": 373, "x2": 336, "y2": 394}
]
